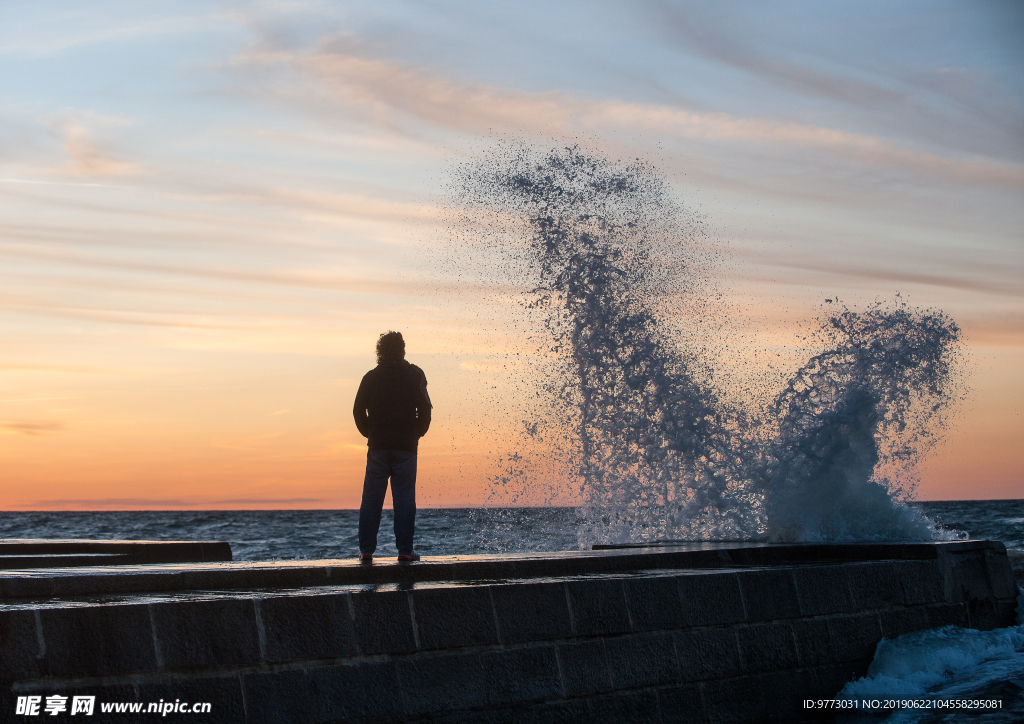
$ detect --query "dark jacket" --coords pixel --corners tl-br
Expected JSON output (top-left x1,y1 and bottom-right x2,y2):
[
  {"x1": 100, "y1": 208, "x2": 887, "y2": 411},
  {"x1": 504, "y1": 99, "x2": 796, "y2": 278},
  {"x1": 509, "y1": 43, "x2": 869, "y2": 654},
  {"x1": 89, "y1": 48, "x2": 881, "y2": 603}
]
[{"x1": 353, "y1": 361, "x2": 431, "y2": 453}]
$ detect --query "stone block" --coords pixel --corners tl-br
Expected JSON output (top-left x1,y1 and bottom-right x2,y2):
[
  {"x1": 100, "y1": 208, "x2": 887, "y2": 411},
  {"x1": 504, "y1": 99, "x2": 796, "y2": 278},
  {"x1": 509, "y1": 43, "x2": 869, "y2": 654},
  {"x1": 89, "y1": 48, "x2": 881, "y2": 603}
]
[
  {"x1": 399, "y1": 651, "x2": 487, "y2": 715},
  {"x1": 849, "y1": 562, "x2": 903, "y2": 610},
  {"x1": 483, "y1": 646, "x2": 562, "y2": 706},
  {"x1": 994, "y1": 599, "x2": 1019, "y2": 628},
  {"x1": 925, "y1": 602, "x2": 969, "y2": 628},
  {"x1": 799, "y1": 665, "x2": 852, "y2": 702},
  {"x1": 659, "y1": 683, "x2": 707, "y2": 724},
  {"x1": 180, "y1": 567, "x2": 325, "y2": 594},
  {"x1": 412, "y1": 586, "x2": 498, "y2": 650},
  {"x1": 677, "y1": 573, "x2": 746, "y2": 627},
  {"x1": 675, "y1": 628, "x2": 742, "y2": 682},
  {"x1": 422, "y1": 700, "x2": 593, "y2": 724},
  {"x1": 136, "y1": 675, "x2": 246, "y2": 724},
  {"x1": 519, "y1": 700, "x2": 594, "y2": 724},
  {"x1": 605, "y1": 632, "x2": 677, "y2": 689},
  {"x1": 737, "y1": 623, "x2": 798, "y2": 673},
  {"x1": 50, "y1": 573, "x2": 157, "y2": 598},
  {"x1": 738, "y1": 569, "x2": 800, "y2": 622},
  {"x1": 450, "y1": 560, "x2": 517, "y2": 583},
  {"x1": 586, "y1": 690, "x2": 660, "y2": 724},
  {"x1": 878, "y1": 607, "x2": 928, "y2": 638},
  {"x1": 793, "y1": 566, "x2": 856, "y2": 616},
  {"x1": 0, "y1": 577, "x2": 53, "y2": 600},
  {"x1": 895, "y1": 560, "x2": 945, "y2": 605},
  {"x1": 350, "y1": 589, "x2": 416, "y2": 654},
  {"x1": 491, "y1": 582, "x2": 572, "y2": 644},
  {"x1": 150, "y1": 598, "x2": 260, "y2": 670},
  {"x1": 39, "y1": 603, "x2": 157, "y2": 677},
  {"x1": 243, "y1": 660, "x2": 403, "y2": 723},
  {"x1": 623, "y1": 575, "x2": 683, "y2": 632},
  {"x1": 0, "y1": 610, "x2": 41, "y2": 682},
  {"x1": 259, "y1": 593, "x2": 356, "y2": 663},
  {"x1": 702, "y1": 675, "x2": 765, "y2": 724},
  {"x1": 517, "y1": 700, "x2": 594, "y2": 724},
  {"x1": 241, "y1": 667, "x2": 318, "y2": 724},
  {"x1": 557, "y1": 639, "x2": 611, "y2": 697},
  {"x1": 967, "y1": 599, "x2": 1008, "y2": 631},
  {"x1": 944, "y1": 551, "x2": 993, "y2": 603},
  {"x1": 984, "y1": 550, "x2": 1018, "y2": 600},
  {"x1": 757, "y1": 669, "x2": 817, "y2": 721},
  {"x1": 311, "y1": 660, "x2": 404, "y2": 720},
  {"x1": 827, "y1": 613, "x2": 882, "y2": 664},
  {"x1": 791, "y1": 617, "x2": 834, "y2": 667},
  {"x1": 565, "y1": 579, "x2": 631, "y2": 636}
]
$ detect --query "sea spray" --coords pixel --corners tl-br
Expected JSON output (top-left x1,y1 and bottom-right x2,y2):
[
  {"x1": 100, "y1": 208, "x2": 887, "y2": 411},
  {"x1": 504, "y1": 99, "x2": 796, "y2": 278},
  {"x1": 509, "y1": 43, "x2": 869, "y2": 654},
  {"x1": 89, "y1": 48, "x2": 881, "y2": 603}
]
[
  {"x1": 762, "y1": 302, "x2": 963, "y2": 542},
  {"x1": 453, "y1": 145, "x2": 964, "y2": 546}
]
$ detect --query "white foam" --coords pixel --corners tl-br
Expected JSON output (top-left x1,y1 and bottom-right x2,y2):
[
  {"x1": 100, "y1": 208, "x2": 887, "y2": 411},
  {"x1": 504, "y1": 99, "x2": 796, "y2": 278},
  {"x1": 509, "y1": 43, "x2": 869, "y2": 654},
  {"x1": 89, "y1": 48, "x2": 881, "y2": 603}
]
[
  {"x1": 837, "y1": 595, "x2": 1024, "y2": 723},
  {"x1": 840, "y1": 625, "x2": 1023, "y2": 701}
]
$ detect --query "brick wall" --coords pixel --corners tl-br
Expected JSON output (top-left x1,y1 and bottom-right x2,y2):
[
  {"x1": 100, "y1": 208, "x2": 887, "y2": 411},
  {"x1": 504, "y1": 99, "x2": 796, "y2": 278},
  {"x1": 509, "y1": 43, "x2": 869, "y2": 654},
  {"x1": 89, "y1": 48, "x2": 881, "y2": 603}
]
[{"x1": 1, "y1": 542, "x2": 1016, "y2": 723}]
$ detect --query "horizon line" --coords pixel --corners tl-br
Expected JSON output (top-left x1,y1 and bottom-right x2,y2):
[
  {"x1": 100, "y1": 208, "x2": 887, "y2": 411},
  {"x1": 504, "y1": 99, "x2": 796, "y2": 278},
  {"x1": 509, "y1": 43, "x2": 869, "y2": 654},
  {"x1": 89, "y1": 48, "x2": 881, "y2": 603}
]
[{"x1": 2, "y1": 498, "x2": 1021, "y2": 513}]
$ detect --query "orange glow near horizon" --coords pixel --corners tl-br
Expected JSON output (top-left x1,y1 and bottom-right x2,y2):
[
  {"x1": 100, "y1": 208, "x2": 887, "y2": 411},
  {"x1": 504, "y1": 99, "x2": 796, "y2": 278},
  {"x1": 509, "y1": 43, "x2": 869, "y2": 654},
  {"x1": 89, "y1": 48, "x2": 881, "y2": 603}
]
[{"x1": 2, "y1": 317, "x2": 1019, "y2": 510}]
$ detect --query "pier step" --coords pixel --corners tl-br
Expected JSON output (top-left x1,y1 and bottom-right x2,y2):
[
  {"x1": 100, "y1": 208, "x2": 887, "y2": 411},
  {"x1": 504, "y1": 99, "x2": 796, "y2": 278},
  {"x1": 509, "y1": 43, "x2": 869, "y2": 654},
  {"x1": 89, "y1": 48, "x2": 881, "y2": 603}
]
[{"x1": 0, "y1": 539, "x2": 232, "y2": 568}]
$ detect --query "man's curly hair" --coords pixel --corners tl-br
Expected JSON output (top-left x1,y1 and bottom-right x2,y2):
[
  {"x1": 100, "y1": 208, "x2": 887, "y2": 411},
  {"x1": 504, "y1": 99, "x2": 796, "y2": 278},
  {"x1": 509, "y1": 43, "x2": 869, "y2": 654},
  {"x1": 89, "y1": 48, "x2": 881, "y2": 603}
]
[{"x1": 376, "y1": 331, "x2": 406, "y2": 364}]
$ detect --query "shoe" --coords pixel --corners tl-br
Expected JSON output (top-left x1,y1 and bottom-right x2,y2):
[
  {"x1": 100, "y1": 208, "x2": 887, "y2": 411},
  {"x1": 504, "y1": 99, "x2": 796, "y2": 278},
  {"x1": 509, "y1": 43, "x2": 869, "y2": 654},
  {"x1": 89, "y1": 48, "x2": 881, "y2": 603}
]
[
  {"x1": 359, "y1": 553, "x2": 373, "y2": 563},
  {"x1": 397, "y1": 552, "x2": 421, "y2": 562}
]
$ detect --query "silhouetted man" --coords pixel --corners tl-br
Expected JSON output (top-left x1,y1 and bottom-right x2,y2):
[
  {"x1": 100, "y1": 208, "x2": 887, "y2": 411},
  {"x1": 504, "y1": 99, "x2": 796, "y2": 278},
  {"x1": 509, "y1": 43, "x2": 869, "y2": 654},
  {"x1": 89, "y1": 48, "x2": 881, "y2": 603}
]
[{"x1": 353, "y1": 331, "x2": 431, "y2": 562}]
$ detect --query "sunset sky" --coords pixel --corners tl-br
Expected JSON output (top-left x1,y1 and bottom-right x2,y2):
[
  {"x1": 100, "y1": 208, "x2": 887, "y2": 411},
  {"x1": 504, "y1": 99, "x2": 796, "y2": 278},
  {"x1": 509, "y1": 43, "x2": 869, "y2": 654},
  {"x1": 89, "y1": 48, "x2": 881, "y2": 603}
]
[{"x1": 1, "y1": 0, "x2": 1021, "y2": 509}]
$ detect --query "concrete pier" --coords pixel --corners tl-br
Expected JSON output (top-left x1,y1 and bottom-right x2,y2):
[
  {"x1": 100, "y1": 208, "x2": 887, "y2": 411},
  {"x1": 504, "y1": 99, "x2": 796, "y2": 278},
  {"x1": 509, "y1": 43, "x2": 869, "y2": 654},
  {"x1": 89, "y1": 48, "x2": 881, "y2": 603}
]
[
  {"x1": 0, "y1": 541, "x2": 1017, "y2": 723},
  {"x1": 0, "y1": 540, "x2": 232, "y2": 569}
]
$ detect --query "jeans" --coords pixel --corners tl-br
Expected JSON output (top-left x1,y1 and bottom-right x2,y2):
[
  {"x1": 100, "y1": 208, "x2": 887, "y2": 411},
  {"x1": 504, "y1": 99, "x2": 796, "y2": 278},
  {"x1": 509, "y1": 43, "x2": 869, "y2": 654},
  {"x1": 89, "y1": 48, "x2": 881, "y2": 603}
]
[{"x1": 358, "y1": 449, "x2": 417, "y2": 555}]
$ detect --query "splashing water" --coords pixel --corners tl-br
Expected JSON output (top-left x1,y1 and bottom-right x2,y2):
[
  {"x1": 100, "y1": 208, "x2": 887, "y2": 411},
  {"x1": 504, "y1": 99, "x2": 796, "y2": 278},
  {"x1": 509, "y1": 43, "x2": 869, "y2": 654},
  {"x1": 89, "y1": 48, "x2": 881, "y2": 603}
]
[
  {"x1": 763, "y1": 304, "x2": 962, "y2": 542},
  {"x1": 454, "y1": 145, "x2": 964, "y2": 546}
]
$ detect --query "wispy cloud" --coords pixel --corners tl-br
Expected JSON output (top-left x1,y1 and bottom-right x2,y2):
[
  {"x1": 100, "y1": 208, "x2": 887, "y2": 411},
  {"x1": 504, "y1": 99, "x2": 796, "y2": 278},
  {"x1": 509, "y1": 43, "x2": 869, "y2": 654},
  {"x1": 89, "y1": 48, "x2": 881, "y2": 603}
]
[
  {"x1": 0, "y1": 8, "x2": 219, "y2": 59},
  {"x1": 643, "y1": 0, "x2": 905, "y2": 106},
  {"x1": 211, "y1": 498, "x2": 326, "y2": 505},
  {"x1": 23, "y1": 498, "x2": 196, "y2": 508},
  {"x1": 54, "y1": 121, "x2": 137, "y2": 177},
  {"x1": 783, "y1": 261, "x2": 1024, "y2": 300},
  {"x1": 957, "y1": 314, "x2": 1024, "y2": 348},
  {"x1": 732, "y1": 246, "x2": 1024, "y2": 300},
  {"x1": 0, "y1": 421, "x2": 63, "y2": 436},
  {"x1": 233, "y1": 41, "x2": 1024, "y2": 189},
  {"x1": 210, "y1": 432, "x2": 282, "y2": 450},
  {"x1": 0, "y1": 241, "x2": 479, "y2": 303},
  {"x1": 1, "y1": 165, "x2": 441, "y2": 245},
  {"x1": 19, "y1": 497, "x2": 327, "y2": 509}
]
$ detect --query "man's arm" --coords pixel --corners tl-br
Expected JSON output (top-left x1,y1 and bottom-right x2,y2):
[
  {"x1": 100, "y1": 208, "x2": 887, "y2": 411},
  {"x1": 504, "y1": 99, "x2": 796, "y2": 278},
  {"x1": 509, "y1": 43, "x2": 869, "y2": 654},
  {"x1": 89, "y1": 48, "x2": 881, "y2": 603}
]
[
  {"x1": 353, "y1": 375, "x2": 370, "y2": 438},
  {"x1": 415, "y1": 369, "x2": 432, "y2": 437}
]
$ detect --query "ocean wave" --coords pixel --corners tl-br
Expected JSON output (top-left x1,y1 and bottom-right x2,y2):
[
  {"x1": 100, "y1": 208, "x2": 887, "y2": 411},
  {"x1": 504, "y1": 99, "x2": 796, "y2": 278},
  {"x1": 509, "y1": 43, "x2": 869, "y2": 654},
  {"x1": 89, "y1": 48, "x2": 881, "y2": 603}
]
[{"x1": 836, "y1": 588, "x2": 1024, "y2": 722}]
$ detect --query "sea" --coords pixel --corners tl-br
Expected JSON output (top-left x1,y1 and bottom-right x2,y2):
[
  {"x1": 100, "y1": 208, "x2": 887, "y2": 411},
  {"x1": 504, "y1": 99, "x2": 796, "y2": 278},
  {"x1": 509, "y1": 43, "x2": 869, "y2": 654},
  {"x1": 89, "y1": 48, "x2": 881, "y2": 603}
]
[
  {"x1": 2, "y1": 501, "x2": 1022, "y2": 722},
  {"x1": 1, "y1": 501, "x2": 1022, "y2": 562}
]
